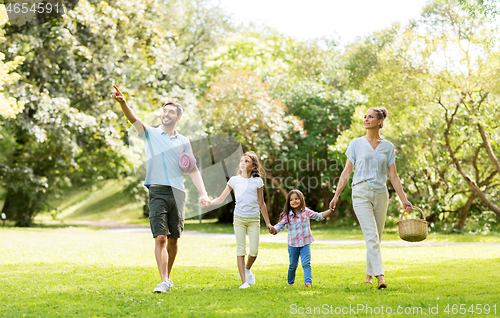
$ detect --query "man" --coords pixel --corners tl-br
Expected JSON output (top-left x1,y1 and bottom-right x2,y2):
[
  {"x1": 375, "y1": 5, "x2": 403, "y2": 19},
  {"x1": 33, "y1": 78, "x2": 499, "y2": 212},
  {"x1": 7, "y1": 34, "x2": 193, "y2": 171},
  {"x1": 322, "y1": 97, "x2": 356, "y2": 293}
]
[{"x1": 111, "y1": 85, "x2": 210, "y2": 293}]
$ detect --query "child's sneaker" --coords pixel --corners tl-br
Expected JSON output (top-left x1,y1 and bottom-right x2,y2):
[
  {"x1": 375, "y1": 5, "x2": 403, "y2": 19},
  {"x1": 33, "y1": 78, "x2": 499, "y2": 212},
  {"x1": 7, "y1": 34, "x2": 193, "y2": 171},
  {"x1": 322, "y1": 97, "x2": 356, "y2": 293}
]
[
  {"x1": 239, "y1": 282, "x2": 250, "y2": 289},
  {"x1": 245, "y1": 269, "x2": 255, "y2": 285},
  {"x1": 153, "y1": 281, "x2": 171, "y2": 293},
  {"x1": 305, "y1": 283, "x2": 311, "y2": 287},
  {"x1": 167, "y1": 279, "x2": 174, "y2": 289}
]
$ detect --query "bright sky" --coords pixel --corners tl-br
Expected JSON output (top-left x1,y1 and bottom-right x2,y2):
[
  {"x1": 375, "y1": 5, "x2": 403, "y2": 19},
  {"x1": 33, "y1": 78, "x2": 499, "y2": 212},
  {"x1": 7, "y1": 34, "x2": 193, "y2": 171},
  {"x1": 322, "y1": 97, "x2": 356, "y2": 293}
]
[{"x1": 218, "y1": 0, "x2": 430, "y2": 44}]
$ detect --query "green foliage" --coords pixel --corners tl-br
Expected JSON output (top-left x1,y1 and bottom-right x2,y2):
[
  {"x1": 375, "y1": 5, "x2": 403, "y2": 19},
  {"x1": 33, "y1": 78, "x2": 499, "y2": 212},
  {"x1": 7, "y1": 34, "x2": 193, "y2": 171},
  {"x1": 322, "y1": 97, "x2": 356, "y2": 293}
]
[
  {"x1": 1, "y1": 0, "x2": 173, "y2": 225},
  {"x1": 334, "y1": 0, "x2": 500, "y2": 227},
  {"x1": 0, "y1": 8, "x2": 25, "y2": 118},
  {"x1": 344, "y1": 25, "x2": 399, "y2": 90},
  {"x1": 0, "y1": 93, "x2": 128, "y2": 226},
  {"x1": 201, "y1": 31, "x2": 360, "y2": 221},
  {"x1": 202, "y1": 68, "x2": 303, "y2": 154},
  {"x1": 0, "y1": 0, "x2": 231, "y2": 226},
  {"x1": 160, "y1": 0, "x2": 233, "y2": 91},
  {"x1": 458, "y1": 0, "x2": 500, "y2": 16},
  {"x1": 268, "y1": 40, "x2": 362, "y2": 218}
]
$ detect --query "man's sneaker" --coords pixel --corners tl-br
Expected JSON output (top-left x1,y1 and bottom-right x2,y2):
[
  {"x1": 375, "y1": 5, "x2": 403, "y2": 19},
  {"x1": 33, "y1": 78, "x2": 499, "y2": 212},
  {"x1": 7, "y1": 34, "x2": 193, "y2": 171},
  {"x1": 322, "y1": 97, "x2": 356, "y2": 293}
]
[
  {"x1": 153, "y1": 281, "x2": 171, "y2": 293},
  {"x1": 239, "y1": 282, "x2": 250, "y2": 289},
  {"x1": 245, "y1": 270, "x2": 255, "y2": 285}
]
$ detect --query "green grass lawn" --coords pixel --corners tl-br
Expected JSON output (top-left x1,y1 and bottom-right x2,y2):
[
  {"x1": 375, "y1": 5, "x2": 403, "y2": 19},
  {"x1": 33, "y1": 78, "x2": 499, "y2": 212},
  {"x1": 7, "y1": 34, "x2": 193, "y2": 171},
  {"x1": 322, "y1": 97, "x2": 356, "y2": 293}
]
[{"x1": 1, "y1": 227, "x2": 499, "y2": 317}]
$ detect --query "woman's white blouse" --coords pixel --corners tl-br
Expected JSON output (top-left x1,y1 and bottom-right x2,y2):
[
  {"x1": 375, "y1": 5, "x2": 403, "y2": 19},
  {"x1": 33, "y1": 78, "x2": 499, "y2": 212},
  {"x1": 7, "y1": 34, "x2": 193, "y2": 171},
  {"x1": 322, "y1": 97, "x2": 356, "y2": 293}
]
[{"x1": 345, "y1": 137, "x2": 396, "y2": 193}]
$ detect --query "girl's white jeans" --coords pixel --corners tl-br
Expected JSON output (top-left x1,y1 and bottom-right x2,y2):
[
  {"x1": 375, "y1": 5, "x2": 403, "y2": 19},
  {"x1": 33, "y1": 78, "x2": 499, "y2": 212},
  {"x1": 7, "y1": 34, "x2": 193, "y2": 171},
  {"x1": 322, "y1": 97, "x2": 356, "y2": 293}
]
[{"x1": 233, "y1": 215, "x2": 260, "y2": 257}]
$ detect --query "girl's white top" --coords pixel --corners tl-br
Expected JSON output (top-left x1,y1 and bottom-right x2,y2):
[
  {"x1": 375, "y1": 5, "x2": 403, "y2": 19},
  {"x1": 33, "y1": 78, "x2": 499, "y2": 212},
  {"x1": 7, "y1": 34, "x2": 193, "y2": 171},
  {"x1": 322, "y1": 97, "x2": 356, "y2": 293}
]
[
  {"x1": 227, "y1": 175, "x2": 264, "y2": 218},
  {"x1": 345, "y1": 137, "x2": 396, "y2": 193}
]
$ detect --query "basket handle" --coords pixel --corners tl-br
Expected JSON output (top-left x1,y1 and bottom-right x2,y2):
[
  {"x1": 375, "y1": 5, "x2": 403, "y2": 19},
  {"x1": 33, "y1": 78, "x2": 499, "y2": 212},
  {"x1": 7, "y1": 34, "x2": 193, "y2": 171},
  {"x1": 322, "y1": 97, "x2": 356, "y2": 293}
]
[{"x1": 400, "y1": 207, "x2": 426, "y2": 221}]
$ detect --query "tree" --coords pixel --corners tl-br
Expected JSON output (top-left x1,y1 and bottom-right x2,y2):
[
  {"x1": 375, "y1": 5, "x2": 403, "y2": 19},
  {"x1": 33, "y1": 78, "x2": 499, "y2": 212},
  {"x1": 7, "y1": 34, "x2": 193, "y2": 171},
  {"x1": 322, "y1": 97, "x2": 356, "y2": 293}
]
[
  {"x1": 0, "y1": 94, "x2": 127, "y2": 225},
  {"x1": 0, "y1": 8, "x2": 24, "y2": 118},
  {"x1": 334, "y1": 0, "x2": 500, "y2": 229},
  {"x1": 417, "y1": 0, "x2": 500, "y2": 222},
  {"x1": 200, "y1": 31, "x2": 361, "y2": 222},
  {"x1": 159, "y1": 0, "x2": 233, "y2": 92},
  {"x1": 269, "y1": 39, "x2": 362, "y2": 219},
  {"x1": 0, "y1": 0, "x2": 180, "y2": 225},
  {"x1": 201, "y1": 67, "x2": 304, "y2": 221},
  {"x1": 458, "y1": 0, "x2": 500, "y2": 16},
  {"x1": 1, "y1": 0, "x2": 236, "y2": 225}
]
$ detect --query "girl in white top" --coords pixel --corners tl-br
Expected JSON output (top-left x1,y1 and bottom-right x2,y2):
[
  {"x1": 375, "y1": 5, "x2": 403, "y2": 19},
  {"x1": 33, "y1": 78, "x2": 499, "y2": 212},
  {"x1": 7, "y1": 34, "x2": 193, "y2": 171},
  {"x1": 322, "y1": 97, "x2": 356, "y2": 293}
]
[
  {"x1": 330, "y1": 107, "x2": 413, "y2": 290},
  {"x1": 208, "y1": 151, "x2": 275, "y2": 289}
]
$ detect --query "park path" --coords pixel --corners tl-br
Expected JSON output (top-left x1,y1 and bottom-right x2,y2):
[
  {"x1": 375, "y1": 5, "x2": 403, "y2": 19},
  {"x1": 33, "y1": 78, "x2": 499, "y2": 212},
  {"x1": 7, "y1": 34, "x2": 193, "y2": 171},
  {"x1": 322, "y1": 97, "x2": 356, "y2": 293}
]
[
  {"x1": 44, "y1": 220, "x2": 500, "y2": 247},
  {"x1": 104, "y1": 227, "x2": 500, "y2": 247}
]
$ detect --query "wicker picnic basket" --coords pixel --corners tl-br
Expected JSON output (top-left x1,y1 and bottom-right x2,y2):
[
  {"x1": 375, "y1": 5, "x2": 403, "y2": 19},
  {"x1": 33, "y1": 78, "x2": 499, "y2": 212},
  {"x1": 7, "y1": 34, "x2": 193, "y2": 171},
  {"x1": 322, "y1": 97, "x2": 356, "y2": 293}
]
[{"x1": 397, "y1": 207, "x2": 428, "y2": 242}]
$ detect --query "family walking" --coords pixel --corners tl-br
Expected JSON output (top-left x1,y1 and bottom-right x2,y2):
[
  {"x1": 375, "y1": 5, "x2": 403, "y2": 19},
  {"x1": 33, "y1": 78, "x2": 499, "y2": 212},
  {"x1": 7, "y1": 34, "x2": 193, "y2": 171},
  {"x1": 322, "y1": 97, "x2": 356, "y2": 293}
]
[{"x1": 111, "y1": 86, "x2": 413, "y2": 293}]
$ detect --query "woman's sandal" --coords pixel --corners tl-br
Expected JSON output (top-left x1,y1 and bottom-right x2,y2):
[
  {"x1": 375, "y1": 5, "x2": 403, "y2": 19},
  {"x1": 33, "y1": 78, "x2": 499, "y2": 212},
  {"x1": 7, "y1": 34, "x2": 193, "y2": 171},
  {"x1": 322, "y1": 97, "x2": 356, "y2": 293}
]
[
  {"x1": 377, "y1": 281, "x2": 387, "y2": 289},
  {"x1": 365, "y1": 275, "x2": 373, "y2": 285}
]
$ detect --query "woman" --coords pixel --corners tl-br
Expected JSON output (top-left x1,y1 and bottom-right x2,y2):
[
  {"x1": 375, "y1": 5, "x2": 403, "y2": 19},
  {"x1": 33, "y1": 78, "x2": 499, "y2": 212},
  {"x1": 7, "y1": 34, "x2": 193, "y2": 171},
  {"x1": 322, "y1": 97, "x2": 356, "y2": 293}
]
[{"x1": 329, "y1": 107, "x2": 412, "y2": 290}]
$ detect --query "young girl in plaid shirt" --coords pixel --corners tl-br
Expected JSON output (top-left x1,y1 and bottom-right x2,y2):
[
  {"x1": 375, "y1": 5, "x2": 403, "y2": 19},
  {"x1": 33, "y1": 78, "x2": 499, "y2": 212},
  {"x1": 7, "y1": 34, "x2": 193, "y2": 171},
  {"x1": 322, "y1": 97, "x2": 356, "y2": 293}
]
[{"x1": 272, "y1": 189, "x2": 333, "y2": 286}]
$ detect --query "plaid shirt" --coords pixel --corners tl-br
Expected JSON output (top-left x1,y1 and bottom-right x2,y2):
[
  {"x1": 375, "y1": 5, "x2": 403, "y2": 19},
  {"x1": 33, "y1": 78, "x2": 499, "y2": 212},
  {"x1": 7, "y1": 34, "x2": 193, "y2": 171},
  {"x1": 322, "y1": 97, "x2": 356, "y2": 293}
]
[{"x1": 274, "y1": 208, "x2": 324, "y2": 247}]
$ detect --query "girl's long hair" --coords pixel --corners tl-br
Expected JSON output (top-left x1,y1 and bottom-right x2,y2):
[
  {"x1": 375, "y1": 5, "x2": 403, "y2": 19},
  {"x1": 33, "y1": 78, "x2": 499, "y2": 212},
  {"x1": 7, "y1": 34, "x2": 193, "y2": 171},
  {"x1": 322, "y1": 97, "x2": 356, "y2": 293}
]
[
  {"x1": 236, "y1": 151, "x2": 265, "y2": 178},
  {"x1": 279, "y1": 189, "x2": 306, "y2": 225}
]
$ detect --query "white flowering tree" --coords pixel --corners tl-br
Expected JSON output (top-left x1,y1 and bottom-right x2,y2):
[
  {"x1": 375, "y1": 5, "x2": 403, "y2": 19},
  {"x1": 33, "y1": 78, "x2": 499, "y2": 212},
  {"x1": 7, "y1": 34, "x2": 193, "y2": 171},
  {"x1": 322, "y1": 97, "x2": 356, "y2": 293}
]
[
  {"x1": 0, "y1": 0, "x2": 178, "y2": 226},
  {"x1": 0, "y1": 7, "x2": 24, "y2": 118}
]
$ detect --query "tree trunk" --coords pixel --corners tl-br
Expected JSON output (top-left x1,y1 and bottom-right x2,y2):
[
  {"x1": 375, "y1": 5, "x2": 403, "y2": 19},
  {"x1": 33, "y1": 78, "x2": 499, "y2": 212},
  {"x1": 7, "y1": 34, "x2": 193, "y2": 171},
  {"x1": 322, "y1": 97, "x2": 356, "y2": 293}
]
[
  {"x1": 265, "y1": 171, "x2": 288, "y2": 197},
  {"x1": 1, "y1": 189, "x2": 38, "y2": 227},
  {"x1": 454, "y1": 192, "x2": 477, "y2": 230},
  {"x1": 217, "y1": 200, "x2": 234, "y2": 223},
  {"x1": 444, "y1": 136, "x2": 500, "y2": 217},
  {"x1": 478, "y1": 124, "x2": 500, "y2": 175},
  {"x1": 265, "y1": 186, "x2": 272, "y2": 221},
  {"x1": 270, "y1": 189, "x2": 283, "y2": 224},
  {"x1": 442, "y1": 104, "x2": 500, "y2": 217},
  {"x1": 142, "y1": 202, "x2": 150, "y2": 218},
  {"x1": 426, "y1": 213, "x2": 439, "y2": 224}
]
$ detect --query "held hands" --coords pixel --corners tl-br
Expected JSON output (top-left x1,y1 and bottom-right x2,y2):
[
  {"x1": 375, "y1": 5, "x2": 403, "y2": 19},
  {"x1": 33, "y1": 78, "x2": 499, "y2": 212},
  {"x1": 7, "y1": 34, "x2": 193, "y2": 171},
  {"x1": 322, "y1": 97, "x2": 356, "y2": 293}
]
[
  {"x1": 198, "y1": 194, "x2": 211, "y2": 207},
  {"x1": 329, "y1": 196, "x2": 338, "y2": 211},
  {"x1": 267, "y1": 224, "x2": 276, "y2": 235},
  {"x1": 110, "y1": 85, "x2": 126, "y2": 104}
]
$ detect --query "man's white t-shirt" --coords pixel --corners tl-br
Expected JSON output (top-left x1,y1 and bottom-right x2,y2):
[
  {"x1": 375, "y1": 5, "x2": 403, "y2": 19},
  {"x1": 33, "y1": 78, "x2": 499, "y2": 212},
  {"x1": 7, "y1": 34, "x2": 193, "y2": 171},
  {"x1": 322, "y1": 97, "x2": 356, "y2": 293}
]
[{"x1": 227, "y1": 175, "x2": 264, "y2": 218}]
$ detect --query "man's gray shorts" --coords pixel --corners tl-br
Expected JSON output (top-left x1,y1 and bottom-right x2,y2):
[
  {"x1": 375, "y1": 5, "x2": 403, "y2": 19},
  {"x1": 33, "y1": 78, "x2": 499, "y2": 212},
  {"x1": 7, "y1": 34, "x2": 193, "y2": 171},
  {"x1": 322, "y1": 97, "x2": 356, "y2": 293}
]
[{"x1": 148, "y1": 186, "x2": 186, "y2": 238}]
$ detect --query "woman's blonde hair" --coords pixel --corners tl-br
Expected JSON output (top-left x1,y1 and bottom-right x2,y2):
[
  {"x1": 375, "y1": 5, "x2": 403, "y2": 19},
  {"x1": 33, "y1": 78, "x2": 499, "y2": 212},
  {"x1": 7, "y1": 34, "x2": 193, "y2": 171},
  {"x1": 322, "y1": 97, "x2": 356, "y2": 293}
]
[{"x1": 369, "y1": 107, "x2": 388, "y2": 128}]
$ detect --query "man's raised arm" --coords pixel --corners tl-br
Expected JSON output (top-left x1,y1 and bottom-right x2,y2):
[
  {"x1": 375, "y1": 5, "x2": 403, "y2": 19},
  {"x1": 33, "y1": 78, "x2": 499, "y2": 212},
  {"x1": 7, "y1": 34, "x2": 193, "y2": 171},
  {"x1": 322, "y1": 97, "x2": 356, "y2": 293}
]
[{"x1": 110, "y1": 85, "x2": 145, "y2": 135}]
